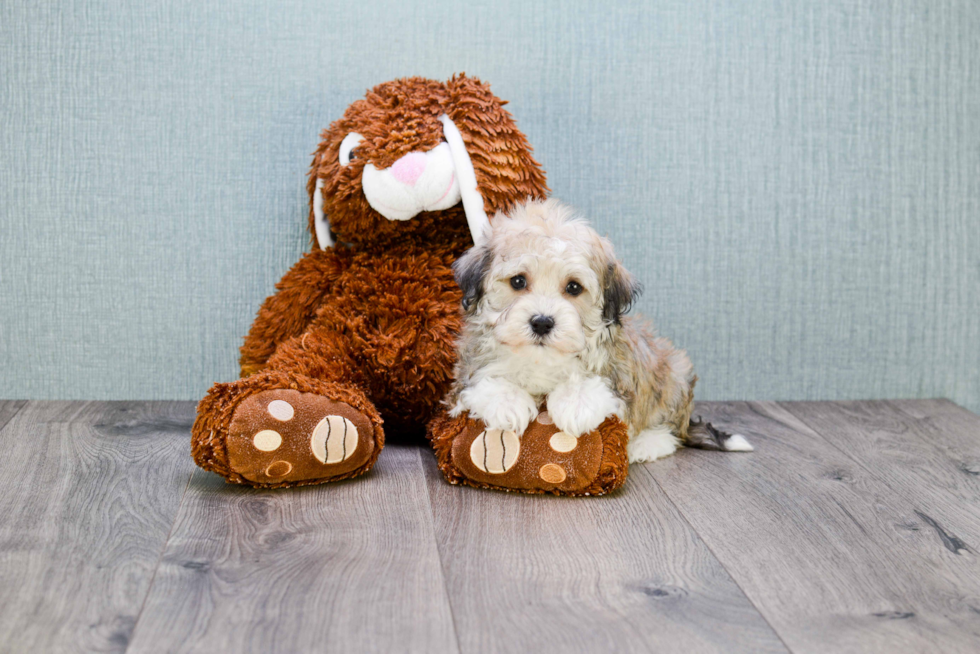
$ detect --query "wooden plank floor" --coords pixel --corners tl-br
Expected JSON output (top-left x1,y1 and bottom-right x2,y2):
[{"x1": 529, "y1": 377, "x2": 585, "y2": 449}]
[{"x1": 1, "y1": 400, "x2": 978, "y2": 653}]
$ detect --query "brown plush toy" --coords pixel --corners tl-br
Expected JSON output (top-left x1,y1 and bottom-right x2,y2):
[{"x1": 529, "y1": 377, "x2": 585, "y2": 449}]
[
  {"x1": 191, "y1": 74, "x2": 630, "y2": 494},
  {"x1": 427, "y1": 412, "x2": 630, "y2": 496}
]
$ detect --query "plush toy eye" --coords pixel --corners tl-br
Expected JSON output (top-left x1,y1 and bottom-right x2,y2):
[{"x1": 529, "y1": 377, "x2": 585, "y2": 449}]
[
  {"x1": 339, "y1": 133, "x2": 364, "y2": 167},
  {"x1": 565, "y1": 280, "x2": 583, "y2": 296},
  {"x1": 510, "y1": 275, "x2": 527, "y2": 290}
]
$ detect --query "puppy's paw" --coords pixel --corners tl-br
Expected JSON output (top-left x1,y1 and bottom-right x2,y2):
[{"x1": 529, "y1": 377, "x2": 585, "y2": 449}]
[
  {"x1": 547, "y1": 377, "x2": 622, "y2": 437},
  {"x1": 480, "y1": 397, "x2": 539, "y2": 435},
  {"x1": 628, "y1": 427, "x2": 679, "y2": 463},
  {"x1": 458, "y1": 377, "x2": 539, "y2": 436}
]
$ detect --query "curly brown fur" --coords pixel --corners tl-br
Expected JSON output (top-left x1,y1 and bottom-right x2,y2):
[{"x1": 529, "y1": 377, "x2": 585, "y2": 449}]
[
  {"x1": 305, "y1": 74, "x2": 548, "y2": 250},
  {"x1": 192, "y1": 75, "x2": 548, "y2": 487}
]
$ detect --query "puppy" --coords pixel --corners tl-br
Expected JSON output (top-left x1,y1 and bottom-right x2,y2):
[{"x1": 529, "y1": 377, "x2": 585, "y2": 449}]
[{"x1": 447, "y1": 199, "x2": 752, "y2": 462}]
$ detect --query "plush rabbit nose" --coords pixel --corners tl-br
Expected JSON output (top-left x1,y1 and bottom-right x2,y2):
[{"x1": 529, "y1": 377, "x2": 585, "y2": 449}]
[{"x1": 390, "y1": 152, "x2": 427, "y2": 186}]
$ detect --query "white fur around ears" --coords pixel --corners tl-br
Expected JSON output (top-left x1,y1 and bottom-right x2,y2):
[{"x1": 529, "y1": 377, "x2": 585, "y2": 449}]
[{"x1": 440, "y1": 114, "x2": 491, "y2": 246}]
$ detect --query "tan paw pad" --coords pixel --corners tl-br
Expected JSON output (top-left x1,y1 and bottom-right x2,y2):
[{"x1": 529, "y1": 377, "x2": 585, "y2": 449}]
[
  {"x1": 539, "y1": 463, "x2": 567, "y2": 484},
  {"x1": 549, "y1": 431, "x2": 577, "y2": 453},
  {"x1": 253, "y1": 429, "x2": 282, "y2": 452},
  {"x1": 536, "y1": 411, "x2": 554, "y2": 425},
  {"x1": 226, "y1": 389, "x2": 377, "y2": 485},
  {"x1": 470, "y1": 429, "x2": 520, "y2": 474},
  {"x1": 265, "y1": 460, "x2": 292, "y2": 477},
  {"x1": 267, "y1": 400, "x2": 294, "y2": 421},
  {"x1": 310, "y1": 415, "x2": 359, "y2": 464}
]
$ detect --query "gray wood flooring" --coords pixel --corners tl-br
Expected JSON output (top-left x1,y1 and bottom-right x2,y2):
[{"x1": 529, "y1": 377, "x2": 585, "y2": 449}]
[{"x1": 1, "y1": 400, "x2": 979, "y2": 653}]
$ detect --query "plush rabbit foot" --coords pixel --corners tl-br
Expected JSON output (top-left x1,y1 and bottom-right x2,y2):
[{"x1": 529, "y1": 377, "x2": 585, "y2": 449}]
[
  {"x1": 192, "y1": 372, "x2": 385, "y2": 488},
  {"x1": 224, "y1": 389, "x2": 377, "y2": 485},
  {"x1": 428, "y1": 408, "x2": 629, "y2": 496}
]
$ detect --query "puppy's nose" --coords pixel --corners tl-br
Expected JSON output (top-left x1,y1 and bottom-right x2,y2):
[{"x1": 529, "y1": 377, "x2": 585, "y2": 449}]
[
  {"x1": 529, "y1": 315, "x2": 555, "y2": 336},
  {"x1": 390, "y1": 152, "x2": 427, "y2": 186}
]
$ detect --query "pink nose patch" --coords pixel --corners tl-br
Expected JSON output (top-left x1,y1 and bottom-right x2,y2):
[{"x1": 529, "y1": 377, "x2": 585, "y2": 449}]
[{"x1": 390, "y1": 152, "x2": 427, "y2": 186}]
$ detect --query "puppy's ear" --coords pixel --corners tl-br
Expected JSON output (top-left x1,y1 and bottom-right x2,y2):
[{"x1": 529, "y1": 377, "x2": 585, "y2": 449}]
[
  {"x1": 603, "y1": 260, "x2": 642, "y2": 325},
  {"x1": 453, "y1": 243, "x2": 494, "y2": 312}
]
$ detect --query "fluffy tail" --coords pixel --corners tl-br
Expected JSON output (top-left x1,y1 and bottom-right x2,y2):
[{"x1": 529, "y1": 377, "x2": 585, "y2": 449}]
[{"x1": 685, "y1": 417, "x2": 753, "y2": 452}]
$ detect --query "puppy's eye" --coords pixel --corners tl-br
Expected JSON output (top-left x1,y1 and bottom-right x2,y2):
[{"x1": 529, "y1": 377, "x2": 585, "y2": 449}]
[
  {"x1": 339, "y1": 132, "x2": 364, "y2": 167},
  {"x1": 510, "y1": 275, "x2": 527, "y2": 290},
  {"x1": 565, "y1": 280, "x2": 583, "y2": 296}
]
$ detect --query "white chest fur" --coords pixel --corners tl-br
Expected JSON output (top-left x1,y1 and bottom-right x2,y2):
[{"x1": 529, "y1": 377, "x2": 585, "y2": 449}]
[{"x1": 483, "y1": 345, "x2": 586, "y2": 399}]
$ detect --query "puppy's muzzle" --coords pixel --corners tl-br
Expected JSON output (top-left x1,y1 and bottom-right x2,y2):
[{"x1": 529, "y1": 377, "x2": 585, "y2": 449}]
[{"x1": 529, "y1": 315, "x2": 555, "y2": 336}]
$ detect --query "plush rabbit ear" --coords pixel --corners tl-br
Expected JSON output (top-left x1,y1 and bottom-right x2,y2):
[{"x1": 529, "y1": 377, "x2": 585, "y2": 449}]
[
  {"x1": 440, "y1": 114, "x2": 490, "y2": 247},
  {"x1": 313, "y1": 178, "x2": 334, "y2": 249},
  {"x1": 443, "y1": 74, "x2": 549, "y2": 225}
]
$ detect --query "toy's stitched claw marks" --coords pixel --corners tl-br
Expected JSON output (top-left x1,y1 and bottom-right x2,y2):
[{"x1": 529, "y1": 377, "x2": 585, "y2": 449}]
[
  {"x1": 440, "y1": 114, "x2": 490, "y2": 246},
  {"x1": 470, "y1": 429, "x2": 520, "y2": 473},
  {"x1": 310, "y1": 415, "x2": 359, "y2": 463}
]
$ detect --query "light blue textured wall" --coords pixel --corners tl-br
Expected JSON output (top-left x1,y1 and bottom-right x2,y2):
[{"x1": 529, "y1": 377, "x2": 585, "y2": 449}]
[{"x1": 2, "y1": 1, "x2": 978, "y2": 411}]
